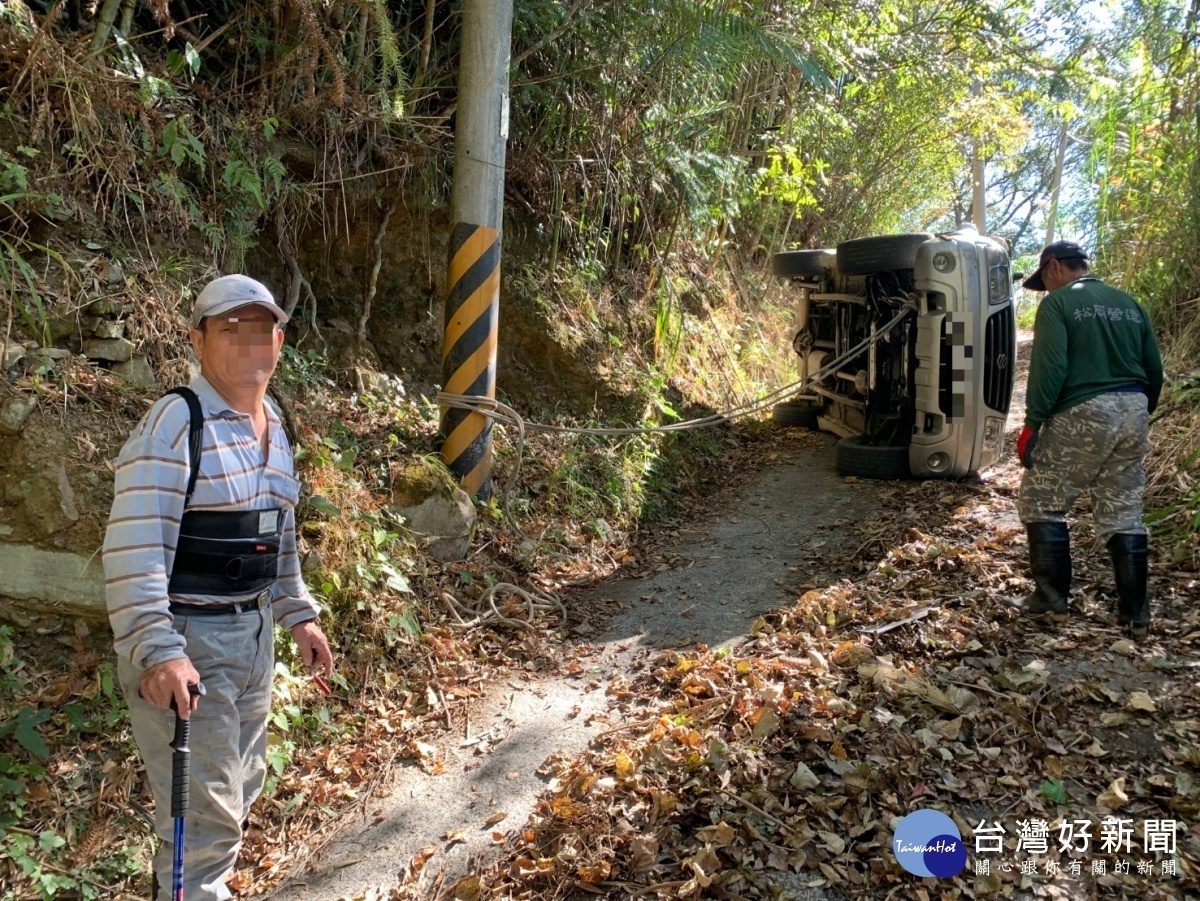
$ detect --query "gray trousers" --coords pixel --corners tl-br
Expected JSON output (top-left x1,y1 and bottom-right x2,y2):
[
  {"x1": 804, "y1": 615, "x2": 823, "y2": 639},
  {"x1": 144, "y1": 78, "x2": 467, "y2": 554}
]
[
  {"x1": 119, "y1": 605, "x2": 275, "y2": 900},
  {"x1": 1018, "y1": 392, "x2": 1150, "y2": 543}
]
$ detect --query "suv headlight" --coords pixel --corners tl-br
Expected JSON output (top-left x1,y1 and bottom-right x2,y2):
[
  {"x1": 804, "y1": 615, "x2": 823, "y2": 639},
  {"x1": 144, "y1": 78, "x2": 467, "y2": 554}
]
[
  {"x1": 981, "y1": 416, "x2": 1005, "y2": 467},
  {"x1": 926, "y1": 452, "x2": 950, "y2": 472},
  {"x1": 932, "y1": 252, "x2": 956, "y2": 273}
]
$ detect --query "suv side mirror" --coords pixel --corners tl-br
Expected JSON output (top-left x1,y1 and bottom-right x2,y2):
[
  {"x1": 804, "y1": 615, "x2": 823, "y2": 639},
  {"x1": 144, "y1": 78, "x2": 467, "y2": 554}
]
[{"x1": 1012, "y1": 272, "x2": 1025, "y2": 284}]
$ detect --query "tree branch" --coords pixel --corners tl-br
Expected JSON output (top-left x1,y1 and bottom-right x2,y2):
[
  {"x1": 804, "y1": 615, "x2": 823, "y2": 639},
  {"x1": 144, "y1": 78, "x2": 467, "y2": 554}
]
[
  {"x1": 416, "y1": 0, "x2": 435, "y2": 88},
  {"x1": 358, "y1": 198, "x2": 398, "y2": 346},
  {"x1": 512, "y1": 0, "x2": 592, "y2": 69},
  {"x1": 275, "y1": 207, "x2": 325, "y2": 350}
]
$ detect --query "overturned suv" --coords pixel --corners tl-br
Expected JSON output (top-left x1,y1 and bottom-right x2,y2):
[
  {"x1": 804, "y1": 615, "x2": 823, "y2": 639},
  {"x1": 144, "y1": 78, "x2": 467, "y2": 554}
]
[{"x1": 771, "y1": 227, "x2": 1016, "y2": 479}]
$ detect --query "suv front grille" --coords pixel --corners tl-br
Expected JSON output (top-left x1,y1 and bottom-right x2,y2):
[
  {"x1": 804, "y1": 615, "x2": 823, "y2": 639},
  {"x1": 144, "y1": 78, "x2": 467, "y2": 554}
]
[
  {"x1": 938, "y1": 320, "x2": 953, "y2": 420},
  {"x1": 984, "y1": 307, "x2": 1015, "y2": 414}
]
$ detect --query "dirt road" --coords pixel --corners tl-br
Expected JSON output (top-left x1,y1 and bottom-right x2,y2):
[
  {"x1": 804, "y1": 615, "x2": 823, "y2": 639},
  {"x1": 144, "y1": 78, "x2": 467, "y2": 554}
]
[{"x1": 270, "y1": 436, "x2": 876, "y2": 900}]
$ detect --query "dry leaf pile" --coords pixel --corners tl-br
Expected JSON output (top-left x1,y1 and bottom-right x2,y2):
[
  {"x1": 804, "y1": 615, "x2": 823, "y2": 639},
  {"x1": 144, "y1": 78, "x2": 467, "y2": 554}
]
[{"x1": 455, "y1": 458, "x2": 1200, "y2": 900}]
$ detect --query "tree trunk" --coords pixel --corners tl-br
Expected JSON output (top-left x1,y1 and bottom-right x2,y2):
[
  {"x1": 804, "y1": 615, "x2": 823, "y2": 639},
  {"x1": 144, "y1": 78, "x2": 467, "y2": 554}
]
[
  {"x1": 406, "y1": 0, "x2": 436, "y2": 116},
  {"x1": 118, "y1": 0, "x2": 136, "y2": 36},
  {"x1": 1168, "y1": 0, "x2": 1200, "y2": 121},
  {"x1": 417, "y1": 0, "x2": 435, "y2": 85},
  {"x1": 1044, "y1": 121, "x2": 1070, "y2": 246},
  {"x1": 970, "y1": 81, "x2": 986, "y2": 234},
  {"x1": 89, "y1": 0, "x2": 124, "y2": 55}
]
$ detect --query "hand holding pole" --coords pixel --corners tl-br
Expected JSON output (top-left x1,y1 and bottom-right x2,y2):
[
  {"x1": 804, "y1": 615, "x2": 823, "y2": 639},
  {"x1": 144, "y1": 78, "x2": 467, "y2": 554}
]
[{"x1": 169, "y1": 682, "x2": 204, "y2": 900}]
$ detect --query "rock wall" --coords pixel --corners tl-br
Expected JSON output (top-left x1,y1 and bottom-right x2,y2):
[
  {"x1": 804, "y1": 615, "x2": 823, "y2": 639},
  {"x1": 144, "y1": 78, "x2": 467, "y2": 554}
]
[
  {"x1": 0, "y1": 543, "x2": 106, "y2": 623},
  {"x1": 0, "y1": 404, "x2": 119, "y2": 627},
  {"x1": 0, "y1": 254, "x2": 162, "y2": 629}
]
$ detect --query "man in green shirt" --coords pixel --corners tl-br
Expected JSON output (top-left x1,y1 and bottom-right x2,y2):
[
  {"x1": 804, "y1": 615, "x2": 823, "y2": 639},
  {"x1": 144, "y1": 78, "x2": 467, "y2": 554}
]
[{"x1": 1012, "y1": 241, "x2": 1163, "y2": 638}]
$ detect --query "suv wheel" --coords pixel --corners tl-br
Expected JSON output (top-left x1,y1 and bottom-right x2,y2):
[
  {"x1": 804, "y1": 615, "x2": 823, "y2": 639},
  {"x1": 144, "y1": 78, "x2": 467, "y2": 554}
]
[
  {"x1": 770, "y1": 249, "x2": 832, "y2": 278},
  {"x1": 835, "y1": 435, "x2": 911, "y2": 479},
  {"x1": 835, "y1": 234, "x2": 931, "y2": 276},
  {"x1": 773, "y1": 401, "x2": 821, "y2": 429}
]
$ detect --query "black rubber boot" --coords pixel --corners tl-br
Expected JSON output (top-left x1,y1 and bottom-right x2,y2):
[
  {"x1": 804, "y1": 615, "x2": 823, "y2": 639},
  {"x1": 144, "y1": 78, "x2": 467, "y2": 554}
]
[
  {"x1": 1012, "y1": 522, "x2": 1072, "y2": 615},
  {"x1": 1108, "y1": 532, "x2": 1149, "y2": 638}
]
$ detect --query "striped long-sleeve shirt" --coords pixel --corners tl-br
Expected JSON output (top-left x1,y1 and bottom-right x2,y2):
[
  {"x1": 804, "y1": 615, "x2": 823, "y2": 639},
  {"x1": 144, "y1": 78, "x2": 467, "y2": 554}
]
[{"x1": 103, "y1": 376, "x2": 319, "y2": 670}]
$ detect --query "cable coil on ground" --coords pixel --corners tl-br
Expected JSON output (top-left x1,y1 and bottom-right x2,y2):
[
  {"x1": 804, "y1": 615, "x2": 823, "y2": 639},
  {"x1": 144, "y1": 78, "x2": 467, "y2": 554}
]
[{"x1": 438, "y1": 583, "x2": 567, "y2": 631}]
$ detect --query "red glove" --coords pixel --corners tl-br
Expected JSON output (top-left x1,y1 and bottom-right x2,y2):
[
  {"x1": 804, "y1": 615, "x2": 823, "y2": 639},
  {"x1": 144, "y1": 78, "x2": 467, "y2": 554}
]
[{"x1": 1017, "y1": 426, "x2": 1038, "y2": 468}]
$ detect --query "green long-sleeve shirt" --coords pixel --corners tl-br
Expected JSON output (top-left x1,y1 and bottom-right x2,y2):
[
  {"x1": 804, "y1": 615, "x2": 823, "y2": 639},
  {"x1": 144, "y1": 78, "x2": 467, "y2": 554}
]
[{"x1": 1025, "y1": 276, "x2": 1163, "y2": 428}]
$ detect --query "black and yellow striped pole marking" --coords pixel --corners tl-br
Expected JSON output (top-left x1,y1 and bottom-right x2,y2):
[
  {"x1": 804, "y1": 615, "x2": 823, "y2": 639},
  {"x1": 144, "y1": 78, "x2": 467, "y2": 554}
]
[
  {"x1": 439, "y1": 0, "x2": 511, "y2": 499},
  {"x1": 440, "y1": 223, "x2": 501, "y2": 498}
]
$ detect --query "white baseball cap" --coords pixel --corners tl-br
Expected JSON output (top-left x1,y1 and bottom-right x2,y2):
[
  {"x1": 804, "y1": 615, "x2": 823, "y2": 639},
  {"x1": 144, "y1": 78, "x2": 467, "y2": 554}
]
[{"x1": 192, "y1": 274, "x2": 288, "y2": 327}]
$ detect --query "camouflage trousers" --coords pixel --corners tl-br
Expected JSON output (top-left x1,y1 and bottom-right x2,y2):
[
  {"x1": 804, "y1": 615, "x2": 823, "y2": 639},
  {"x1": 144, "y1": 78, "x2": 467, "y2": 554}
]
[{"x1": 1018, "y1": 392, "x2": 1150, "y2": 543}]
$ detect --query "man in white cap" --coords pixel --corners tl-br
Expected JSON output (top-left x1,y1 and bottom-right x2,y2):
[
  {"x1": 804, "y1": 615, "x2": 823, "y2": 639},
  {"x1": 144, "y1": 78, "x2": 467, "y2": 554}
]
[{"x1": 104, "y1": 275, "x2": 334, "y2": 899}]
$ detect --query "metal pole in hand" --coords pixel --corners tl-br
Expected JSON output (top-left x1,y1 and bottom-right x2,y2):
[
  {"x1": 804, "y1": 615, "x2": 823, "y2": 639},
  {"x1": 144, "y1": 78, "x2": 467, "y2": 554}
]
[{"x1": 169, "y1": 683, "x2": 204, "y2": 901}]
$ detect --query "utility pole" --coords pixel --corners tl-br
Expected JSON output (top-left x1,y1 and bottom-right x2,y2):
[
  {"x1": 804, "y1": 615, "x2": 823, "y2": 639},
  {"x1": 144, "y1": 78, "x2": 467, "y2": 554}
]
[
  {"x1": 1044, "y1": 121, "x2": 1070, "y2": 245},
  {"x1": 971, "y1": 156, "x2": 986, "y2": 234},
  {"x1": 439, "y1": 0, "x2": 513, "y2": 499},
  {"x1": 971, "y1": 80, "x2": 986, "y2": 234}
]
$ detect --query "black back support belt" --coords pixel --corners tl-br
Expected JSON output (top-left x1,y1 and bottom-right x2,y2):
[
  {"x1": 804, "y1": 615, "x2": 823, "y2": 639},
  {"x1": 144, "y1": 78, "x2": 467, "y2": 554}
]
[
  {"x1": 162, "y1": 387, "x2": 283, "y2": 598},
  {"x1": 168, "y1": 509, "x2": 283, "y2": 596},
  {"x1": 168, "y1": 508, "x2": 283, "y2": 596}
]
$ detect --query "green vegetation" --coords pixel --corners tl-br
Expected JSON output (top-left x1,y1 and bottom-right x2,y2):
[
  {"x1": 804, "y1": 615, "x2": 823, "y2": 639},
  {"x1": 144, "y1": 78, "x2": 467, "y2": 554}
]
[
  {"x1": 0, "y1": 627, "x2": 143, "y2": 900},
  {"x1": 1083, "y1": 0, "x2": 1200, "y2": 351},
  {"x1": 0, "y1": 0, "x2": 1198, "y2": 894}
]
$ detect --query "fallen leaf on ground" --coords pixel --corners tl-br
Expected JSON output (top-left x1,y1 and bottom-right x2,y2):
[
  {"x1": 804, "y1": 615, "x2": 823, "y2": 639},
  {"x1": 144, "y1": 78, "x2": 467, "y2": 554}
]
[{"x1": 1128, "y1": 691, "x2": 1157, "y2": 712}]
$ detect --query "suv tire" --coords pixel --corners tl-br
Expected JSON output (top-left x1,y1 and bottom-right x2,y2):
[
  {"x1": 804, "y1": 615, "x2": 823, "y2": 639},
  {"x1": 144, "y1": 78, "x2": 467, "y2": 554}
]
[
  {"x1": 773, "y1": 401, "x2": 821, "y2": 429},
  {"x1": 770, "y1": 249, "x2": 832, "y2": 278},
  {"x1": 835, "y1": 234, "x2": 931, "y2": 275},
  {"x1": 835, "y1": 436, "x2": 911, "y2": 479}
]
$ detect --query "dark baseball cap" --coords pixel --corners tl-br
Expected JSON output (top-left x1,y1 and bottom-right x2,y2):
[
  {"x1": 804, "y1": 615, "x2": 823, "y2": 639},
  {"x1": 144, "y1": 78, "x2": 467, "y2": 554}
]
[{"x1": 1022, "y1": 241, "x2": 1089, "y2": 291}]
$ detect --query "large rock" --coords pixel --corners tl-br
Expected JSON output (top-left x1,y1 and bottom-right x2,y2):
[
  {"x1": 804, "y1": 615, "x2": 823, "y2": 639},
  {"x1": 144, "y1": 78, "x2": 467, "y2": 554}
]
[
  {"x1": 47, "y1": 315, "x2": 81, "y2": 343},
  {"x1": 83, "y1": 337, "x2": 134, "y2": 362},
  {"x1": 93, "y1": 319, "x2": 126, "y2": 340},
  {"x1": 3, "y1": 342, "x2": 25, "y2": 370},
  {"x1": 30, "y1": 347, "x2": 71, "y2": 360},
  {"x1": 114, "y1": 355, "x2": 158, "y2": 389},
  {"x1": 0, "y1": 394, "x2": 37, "y2": 435},
  {"x1": 0, "y1": 543, "x2": 107, "y2": 621},
  {"x1": 103, "y1": 261, "x2": 124, "y2": 289},
  {"x1": 389, "y1": 458, "x2": 476, "y2": 562},
  {"x1": 23, "y1": 347, "x2": 72, "y2": 378},
  {"x1": 87, "y1": 296, "x2": 124, "y2": 317},
  {"x1": 6, "y1": 464, "x2": 79, "y2": 536}
]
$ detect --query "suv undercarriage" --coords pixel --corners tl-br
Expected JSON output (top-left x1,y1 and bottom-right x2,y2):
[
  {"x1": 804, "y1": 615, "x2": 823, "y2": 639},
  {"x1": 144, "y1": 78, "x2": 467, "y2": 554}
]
[{"x1": 772, "y1": 227, "x2": 1016, "y2": 479}]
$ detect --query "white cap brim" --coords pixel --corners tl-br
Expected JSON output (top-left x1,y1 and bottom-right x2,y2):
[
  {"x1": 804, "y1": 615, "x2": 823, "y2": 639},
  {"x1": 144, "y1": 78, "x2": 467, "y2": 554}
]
[{"x1": 193, "y1": 299, "x2": 289, "y2": 328}]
